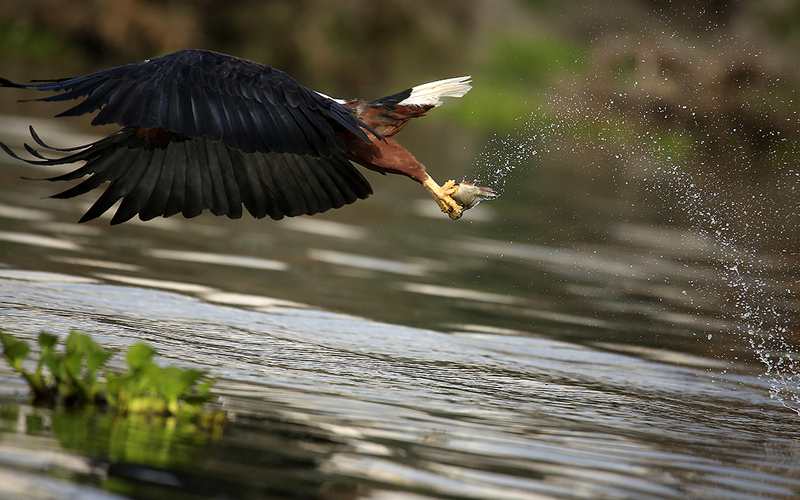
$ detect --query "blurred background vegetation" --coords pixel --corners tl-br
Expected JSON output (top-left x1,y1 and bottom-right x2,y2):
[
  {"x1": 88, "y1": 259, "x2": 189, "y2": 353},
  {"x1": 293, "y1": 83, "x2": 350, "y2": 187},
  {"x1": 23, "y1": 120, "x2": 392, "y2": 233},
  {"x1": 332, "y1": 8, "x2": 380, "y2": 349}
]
[{"x1": 1, "y1": 0, "x2": 799, "y2": 247}]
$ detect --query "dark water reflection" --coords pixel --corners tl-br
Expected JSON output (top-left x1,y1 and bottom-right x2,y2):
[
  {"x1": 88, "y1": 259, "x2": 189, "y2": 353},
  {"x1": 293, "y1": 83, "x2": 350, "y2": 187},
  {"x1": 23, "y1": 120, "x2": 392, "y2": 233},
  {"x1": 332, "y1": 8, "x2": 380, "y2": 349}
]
[{"x1": 0, "y1": 116, "x2": 799, "y2": 499}]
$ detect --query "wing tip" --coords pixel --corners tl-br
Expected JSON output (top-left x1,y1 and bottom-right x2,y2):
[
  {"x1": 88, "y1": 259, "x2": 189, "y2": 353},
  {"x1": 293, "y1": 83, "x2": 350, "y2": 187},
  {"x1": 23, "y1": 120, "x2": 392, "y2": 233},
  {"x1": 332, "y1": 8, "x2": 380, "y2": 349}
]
[{"x1": 0, "y1": 77, "x2": 22, "y2": 88}]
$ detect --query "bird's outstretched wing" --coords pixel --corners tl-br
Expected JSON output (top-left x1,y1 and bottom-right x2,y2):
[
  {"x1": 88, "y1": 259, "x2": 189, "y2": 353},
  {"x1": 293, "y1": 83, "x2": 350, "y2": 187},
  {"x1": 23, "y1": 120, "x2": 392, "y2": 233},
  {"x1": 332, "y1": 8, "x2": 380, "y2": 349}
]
[
  {"x1": 0, "y1": 49, "x2": 376, "y2": 156},
  {"x1": 1, "y1": 126, "x2": 372, "y2": 224}
]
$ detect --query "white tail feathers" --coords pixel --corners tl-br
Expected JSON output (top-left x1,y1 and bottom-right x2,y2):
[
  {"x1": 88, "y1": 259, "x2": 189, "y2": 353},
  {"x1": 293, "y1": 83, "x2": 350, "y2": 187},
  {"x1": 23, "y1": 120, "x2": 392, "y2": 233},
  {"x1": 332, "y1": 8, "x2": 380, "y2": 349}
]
[{"x1": 398, "y1": 76, "x2": 472, "y2": 108}]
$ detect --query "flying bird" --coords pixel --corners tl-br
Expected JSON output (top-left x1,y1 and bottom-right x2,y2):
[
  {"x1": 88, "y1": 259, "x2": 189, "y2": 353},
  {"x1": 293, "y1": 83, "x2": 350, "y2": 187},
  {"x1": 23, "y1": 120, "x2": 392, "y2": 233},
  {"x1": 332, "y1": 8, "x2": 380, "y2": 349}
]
[{"x1": 0, "y1": 49, "x2": 495, "y2": 225}]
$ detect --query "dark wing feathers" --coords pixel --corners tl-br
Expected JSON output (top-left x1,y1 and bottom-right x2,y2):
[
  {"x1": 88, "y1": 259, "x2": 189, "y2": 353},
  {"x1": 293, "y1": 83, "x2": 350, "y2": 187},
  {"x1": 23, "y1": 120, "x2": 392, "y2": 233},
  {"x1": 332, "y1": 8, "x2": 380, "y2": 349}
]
[
  {"x1": 54, "y1": 78, "x2": 116, "y2": 117},
  {"x1": 0, "y1": 50, "x2": 393, "y2": 224},
  {"x1": 80, "y1": 147, "x2": 151, "y2": 223},
  {"x1": 139, "y1": 145, "x2": 176, "y2": 221},
  {"x1": 4, "y1": 49, "x2": 378, "y2": 156},
  {"x1": 49, "y1": 148, "x2": 139, "y2": 199},
  {"x1": 113, "y1": 146, "x2": 166, "y2": 224},
  {"x1": 268, "y1": 155, "x2": 304, "y2": 217},
  {"x1": 89, "y1": 80, "x2": 132, "y2": 124},
  {"x1": 209, "y1": 140, "x2": 240, "y2": 218},
  {"x1": 132, "y1": 75, "x2": 162, "y2": 127},
  {"x1": 1, "y1": 127, "x2": 372, "y2": 224},
  {"x1": 174, "y1": 139, "x2": 200, "y2": 218},
  {"x1": 166, "y1": 139, "x2": 191, "y2": 218}
]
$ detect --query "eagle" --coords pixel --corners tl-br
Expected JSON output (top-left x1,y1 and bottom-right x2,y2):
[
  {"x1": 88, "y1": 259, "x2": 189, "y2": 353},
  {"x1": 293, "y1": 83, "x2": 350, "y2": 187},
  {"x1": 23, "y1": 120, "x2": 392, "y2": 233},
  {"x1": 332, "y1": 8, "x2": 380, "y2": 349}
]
[{"x1": 0, "y1": 49, "x2": 494, "y2": 225}]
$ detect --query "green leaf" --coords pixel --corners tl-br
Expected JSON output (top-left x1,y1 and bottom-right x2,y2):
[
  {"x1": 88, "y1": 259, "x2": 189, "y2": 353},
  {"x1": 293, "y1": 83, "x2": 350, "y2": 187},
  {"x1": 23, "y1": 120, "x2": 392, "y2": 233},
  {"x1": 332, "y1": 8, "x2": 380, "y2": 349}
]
[
  {"x1": 63, "y1": 346, "x2": 84, "y2": 381},
  {"x1": 0, "y1": 332, "x2": 30, "y2": 372},
  {"x1": 126, "y1": 343, "x2": 156, "y2": 370},
  {"x1": 37, "y1": 332, "x2": 58, "y2": 350},
  {"x1": 35, "y1": 332, "x2": 59, "y2": 380},
  {"x1": 180, "y1": 369, "x2": 206, "y2": 391},
  {"x1": 104, "y1": 372, "x2": 124, "y2": 406},
  {"x1": 196, "y1": 377, "x2": 215, "y2": 397},
  {"x1": 137, "y1": 363, "x2": 161, "y2": 393},
  {"x1": 159, "y1": 366, "x2": 188, "y2": 401},
  {"x1": 63, "y1": 331, "x2": 90, "y2": 380},
  {"x1": 86, "y1": 350, "x2": 112, "y2": 380},
  {"x1": 43, "y1": 349, "x2": 62, "y2": 380},
  {"x1": 65, "y1": 331, "x2": 91, "y2": 356}
]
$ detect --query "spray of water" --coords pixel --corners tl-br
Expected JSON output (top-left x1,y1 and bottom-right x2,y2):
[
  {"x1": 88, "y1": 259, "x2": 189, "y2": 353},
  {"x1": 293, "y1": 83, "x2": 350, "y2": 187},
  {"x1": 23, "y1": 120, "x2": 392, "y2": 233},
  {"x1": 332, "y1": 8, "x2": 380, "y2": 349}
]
[
  {"x1": 664, "y1": 162, "x2": 800, "y2": 413},
  {"x1": 469, "y1": 133, "x2": 534, "y2": 198},
  {"x1": 486, "y1": 30, "x2": 800, "y2": 412}
]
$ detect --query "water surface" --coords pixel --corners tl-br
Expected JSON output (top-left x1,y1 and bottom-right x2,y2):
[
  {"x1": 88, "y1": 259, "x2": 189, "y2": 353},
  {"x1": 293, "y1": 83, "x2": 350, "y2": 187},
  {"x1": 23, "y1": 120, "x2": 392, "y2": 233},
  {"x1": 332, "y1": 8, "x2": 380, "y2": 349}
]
[{"x1": 0, "y1": 115, "x2": 798, "y2": 499}]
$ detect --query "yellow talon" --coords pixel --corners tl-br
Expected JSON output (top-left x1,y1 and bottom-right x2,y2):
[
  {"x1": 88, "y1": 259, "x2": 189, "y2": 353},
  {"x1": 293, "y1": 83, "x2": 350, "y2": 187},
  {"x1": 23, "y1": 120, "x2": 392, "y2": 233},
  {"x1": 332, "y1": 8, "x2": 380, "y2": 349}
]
[
  {"x1": 423, "y1": 177, "x2": 463, "y2": 220},
  {"x1": 440, "y1": 180, "x2": 459, "y2": 196},
  {"x1": 421, "y1": 177, "x2": 496, "y2": 220}
]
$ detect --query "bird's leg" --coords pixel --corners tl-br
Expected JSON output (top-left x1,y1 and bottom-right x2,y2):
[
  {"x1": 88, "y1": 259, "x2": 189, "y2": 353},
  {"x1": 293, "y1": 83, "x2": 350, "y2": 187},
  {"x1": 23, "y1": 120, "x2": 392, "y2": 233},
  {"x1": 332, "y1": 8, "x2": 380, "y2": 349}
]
[
  {"x1": 337, "y1": 131, "x2": 492, "y2": 220},
  {"x1": 422, "y1": 177, "x2": 463, "y2": 220}
]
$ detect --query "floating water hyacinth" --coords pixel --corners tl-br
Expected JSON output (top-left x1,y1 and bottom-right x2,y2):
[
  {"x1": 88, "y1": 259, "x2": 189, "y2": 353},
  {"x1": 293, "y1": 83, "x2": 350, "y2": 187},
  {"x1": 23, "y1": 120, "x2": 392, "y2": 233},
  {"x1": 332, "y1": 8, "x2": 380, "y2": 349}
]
[{"x1": 0, "y1": 329, "x2": 223, "y2": 420}]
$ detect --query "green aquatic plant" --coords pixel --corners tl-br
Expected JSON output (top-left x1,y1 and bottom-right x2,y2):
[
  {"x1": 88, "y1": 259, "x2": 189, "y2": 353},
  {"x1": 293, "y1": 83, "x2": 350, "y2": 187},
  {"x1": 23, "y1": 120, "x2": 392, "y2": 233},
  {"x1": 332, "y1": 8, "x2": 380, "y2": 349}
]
[
  {"x1": 0, "y1": 330, "x2": 220, "y2": 420},
  {"x1": 0, "y1": 330, "x2": 110, "y2": 405},
  {"x1": 105, "y1": 342, "x2": 216, "y2": 416}
]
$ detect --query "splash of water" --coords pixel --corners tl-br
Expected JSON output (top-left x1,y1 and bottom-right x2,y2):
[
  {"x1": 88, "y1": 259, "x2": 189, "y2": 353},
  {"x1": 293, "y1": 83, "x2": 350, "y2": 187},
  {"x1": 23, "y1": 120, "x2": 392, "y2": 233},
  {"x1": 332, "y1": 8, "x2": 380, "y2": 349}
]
[
  {"x1": 497, "y1": 32, "x2": 800, "y2": 413},
  {"x1": 469, "y1": 132, "x2": 534, "y2": 198},
  {"x1": 664, "y1": 163, "x2": 800, "y2": 413}
]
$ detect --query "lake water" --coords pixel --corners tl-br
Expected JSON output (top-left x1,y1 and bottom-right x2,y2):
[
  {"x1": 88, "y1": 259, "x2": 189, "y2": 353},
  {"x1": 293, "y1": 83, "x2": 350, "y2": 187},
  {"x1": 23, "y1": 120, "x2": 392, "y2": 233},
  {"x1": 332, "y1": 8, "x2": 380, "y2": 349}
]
[{"x1": 0, "y1": 114, "x2": 798, "y2": 499}]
